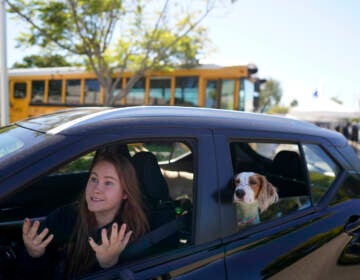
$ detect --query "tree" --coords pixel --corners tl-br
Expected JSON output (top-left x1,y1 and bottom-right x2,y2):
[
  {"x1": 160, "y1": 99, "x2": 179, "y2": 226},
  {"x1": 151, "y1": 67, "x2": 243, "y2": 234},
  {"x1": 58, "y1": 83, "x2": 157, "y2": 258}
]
[
  {"x1": 258, "y1": 79, "x2": 282, "y2": 113},
  {"x1": 12, "y1": 54, "x2": 78, "y2": 68},
  {"x1": 6, "y1": 0, "x2": 224, "y2": 105},
  {"x1": 290, "y1": 99, "x2": 298, "y2": 107}
]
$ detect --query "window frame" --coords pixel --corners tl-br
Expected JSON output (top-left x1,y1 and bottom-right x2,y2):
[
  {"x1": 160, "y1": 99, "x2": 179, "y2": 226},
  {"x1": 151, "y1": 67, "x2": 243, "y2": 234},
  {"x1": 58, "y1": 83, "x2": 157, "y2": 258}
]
[{"x1": 214, "y1": 128, "x2": 347, "y2": 240}]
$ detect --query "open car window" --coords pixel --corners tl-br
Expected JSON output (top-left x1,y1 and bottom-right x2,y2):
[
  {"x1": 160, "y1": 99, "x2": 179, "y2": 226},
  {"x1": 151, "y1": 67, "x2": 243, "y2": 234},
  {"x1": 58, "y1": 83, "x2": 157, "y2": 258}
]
[
  {"x1": 228, "y1": 140, "x2": 343, "y2": 232},
  {"x1": 230, "y1": 142, "x2": 311, "y2": 228},
  {"x1": 0, "y1": 139, "x2": 195, "y2": 273}
]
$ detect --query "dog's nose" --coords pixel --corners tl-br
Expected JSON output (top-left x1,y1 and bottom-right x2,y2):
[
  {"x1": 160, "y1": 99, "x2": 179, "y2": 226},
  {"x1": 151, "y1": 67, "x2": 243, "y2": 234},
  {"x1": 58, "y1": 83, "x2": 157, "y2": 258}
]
[{"x1": 235, "y1": 189, "x2": 245, "y2": 199}]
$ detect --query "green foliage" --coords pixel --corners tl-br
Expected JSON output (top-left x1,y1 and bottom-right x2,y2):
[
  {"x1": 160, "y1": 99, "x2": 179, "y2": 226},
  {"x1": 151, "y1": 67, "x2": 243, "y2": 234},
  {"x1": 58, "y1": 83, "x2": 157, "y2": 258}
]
[
  {"x1": 308, "y1": 171, "x2": 334, "y2": 205},
  {"x1": 267, "y1": 105, "x2": 289, "y2": 115},
  {"x1": 6, "y1": 0, "x2": 218, "y2": 105},
  {"x1": 56, "y1": 152, "x2": 95, "y2": 174},
  {"x1": 259, "y1": 79, "x2": 282, "y2": 113},
  {"x1": 12, "y1": 54, "x2": 79, "y2": 68},
  {"x1": 114, "y1": 27, "x2": 206, "y2": 71}
]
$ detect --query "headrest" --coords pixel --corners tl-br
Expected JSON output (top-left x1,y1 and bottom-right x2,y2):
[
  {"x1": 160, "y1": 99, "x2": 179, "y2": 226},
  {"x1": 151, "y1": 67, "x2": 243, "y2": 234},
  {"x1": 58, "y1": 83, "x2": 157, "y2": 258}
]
[
  {"x1": 97, "y1": 143, "x2": 131, "y2": 160},
  {"x1": 272, "y1": 151, "x2": 304, "y2": 181},
  {"x1": 132, "y1": 151, "x2": 170, "y2": 208}
]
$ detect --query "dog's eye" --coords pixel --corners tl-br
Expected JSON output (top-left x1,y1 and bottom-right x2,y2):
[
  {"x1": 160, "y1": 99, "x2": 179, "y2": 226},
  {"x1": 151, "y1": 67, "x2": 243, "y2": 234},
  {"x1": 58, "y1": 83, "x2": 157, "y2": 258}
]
[
  {"x1": 235, "y1": 178, "x2": 240, "y2": 184},
  {"x1": 249, "y1": 179, "x2": 257, "y2": 185}
]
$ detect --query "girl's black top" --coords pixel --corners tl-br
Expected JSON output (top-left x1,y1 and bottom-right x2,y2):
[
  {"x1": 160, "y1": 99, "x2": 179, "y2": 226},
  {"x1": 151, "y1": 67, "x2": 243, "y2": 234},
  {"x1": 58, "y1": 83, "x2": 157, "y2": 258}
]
[{"x1": 18, "y1": 203, "x2": 116, "y2": 280}]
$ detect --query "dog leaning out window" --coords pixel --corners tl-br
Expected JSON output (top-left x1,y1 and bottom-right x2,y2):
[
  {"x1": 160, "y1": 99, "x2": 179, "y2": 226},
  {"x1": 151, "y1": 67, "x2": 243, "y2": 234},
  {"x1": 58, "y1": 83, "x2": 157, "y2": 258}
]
[{"x1": 233, "y1": 172, "x2": 279, "y2": 228}]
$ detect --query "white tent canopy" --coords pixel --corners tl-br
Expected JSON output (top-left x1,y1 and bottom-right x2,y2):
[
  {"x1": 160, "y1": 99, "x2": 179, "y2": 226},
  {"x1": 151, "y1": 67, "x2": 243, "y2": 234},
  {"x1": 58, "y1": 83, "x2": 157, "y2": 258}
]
[{"x1": 287, "y1": 96, "x2": 360, "y2": 122}]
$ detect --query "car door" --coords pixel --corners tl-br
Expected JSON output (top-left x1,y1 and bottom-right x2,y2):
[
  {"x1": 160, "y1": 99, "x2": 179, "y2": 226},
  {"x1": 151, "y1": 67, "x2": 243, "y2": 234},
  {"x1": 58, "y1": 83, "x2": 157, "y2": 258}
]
[{"x1": 214, "y1": 129, "x2": 360, "y2": 279}]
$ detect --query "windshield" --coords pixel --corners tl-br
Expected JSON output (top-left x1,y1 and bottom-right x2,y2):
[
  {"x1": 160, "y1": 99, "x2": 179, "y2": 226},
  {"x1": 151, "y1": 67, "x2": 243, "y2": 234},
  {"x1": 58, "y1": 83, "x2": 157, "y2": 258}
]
[
  {"x1": 0, "y1": 125, "x2": 46, "y2": 160},
  {"x1": 16, "y1": 107, "x2": 111, "y2": 133}
]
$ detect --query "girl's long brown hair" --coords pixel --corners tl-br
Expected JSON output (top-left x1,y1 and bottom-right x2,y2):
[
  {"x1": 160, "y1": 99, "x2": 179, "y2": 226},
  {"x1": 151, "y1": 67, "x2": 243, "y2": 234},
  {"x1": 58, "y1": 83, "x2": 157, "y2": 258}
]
[{"x1": 65, "y1": 151, "x2": 149, "y2": 278}]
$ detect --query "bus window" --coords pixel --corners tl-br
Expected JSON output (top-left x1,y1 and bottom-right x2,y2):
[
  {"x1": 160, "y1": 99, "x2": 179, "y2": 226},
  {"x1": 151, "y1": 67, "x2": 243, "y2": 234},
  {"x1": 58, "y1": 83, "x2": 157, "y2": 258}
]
[
  {"x1": 84, "y1": 79, "x2": 101, "y2": 104},
  {"x1": 66, "y1": 79, "x2": 81, "y2": 105},
  {"x1": 127, "y1": 78, "x2": 145, "y2": 105},
  {"x1": 220, "y1": 80, "x2": 235, "y2": 110},
  {"x1": 48, "y1": 80, "x2": 62, "y2": 103},
  {"x1": 14, "y1": 83, "x2": 27, "y2": 99},
  {"x1": 31, "y1": 81, "x2": 45, "y2": 103},
  {"x1": 205, "y1": 80, "x2": 218, "y2": 108},
  {"x1": 242, "y1": 79, "x2": 255, "y2": 112},
  {"x1": 174, "y1": 77, "x2": 198, "y2": 107},
  {"x1": 149, "y1": 78, "x2": 171, "y2": 105}
]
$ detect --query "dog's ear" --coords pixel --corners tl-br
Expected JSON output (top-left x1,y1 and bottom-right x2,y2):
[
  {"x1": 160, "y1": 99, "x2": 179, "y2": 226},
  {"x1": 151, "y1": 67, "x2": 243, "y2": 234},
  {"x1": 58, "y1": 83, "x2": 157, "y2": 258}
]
[
  {"x1": 233, "y1": 175, "x2": 240, "y2": 188},
  {"x1": 257, "y1": 175, "x2": 279, "y2": 212}
]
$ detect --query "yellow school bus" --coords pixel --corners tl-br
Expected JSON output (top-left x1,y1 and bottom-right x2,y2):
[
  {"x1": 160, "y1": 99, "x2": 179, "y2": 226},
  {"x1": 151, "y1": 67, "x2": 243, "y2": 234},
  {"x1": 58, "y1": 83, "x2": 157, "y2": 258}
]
[{"x1": 8, "y1": 64, "x2": 257, "y2": 122}]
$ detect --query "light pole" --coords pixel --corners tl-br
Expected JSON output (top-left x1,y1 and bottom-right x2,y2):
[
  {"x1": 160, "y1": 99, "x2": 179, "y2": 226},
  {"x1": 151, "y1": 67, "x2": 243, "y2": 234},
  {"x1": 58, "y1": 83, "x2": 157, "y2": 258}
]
[{"x1": 0, "y1": 0, "x2": 9, "y2": 126}]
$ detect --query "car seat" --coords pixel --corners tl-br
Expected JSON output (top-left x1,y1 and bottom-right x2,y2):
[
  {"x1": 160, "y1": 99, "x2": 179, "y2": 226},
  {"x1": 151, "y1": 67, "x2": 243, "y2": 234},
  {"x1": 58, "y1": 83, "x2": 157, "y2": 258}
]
[
  {"x1": 131, "y1": 152, "x2": 178, "y2": 247},
  {"x1": 272, "y1": 151, "x2": 305, "y2": 181},
  {"x1": 269, "y1": 150, "x2": 309, "y2": 197},
  {"x1": 99, "y1": 143, "x2": 131, "y2": 160}
]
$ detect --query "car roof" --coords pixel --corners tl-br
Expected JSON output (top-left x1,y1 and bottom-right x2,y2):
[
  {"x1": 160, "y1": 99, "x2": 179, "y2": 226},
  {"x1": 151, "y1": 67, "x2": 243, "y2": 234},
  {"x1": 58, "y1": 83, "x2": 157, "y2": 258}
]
[{"x1": 16, "y1": 106, "x2": 343, "y2": 142}]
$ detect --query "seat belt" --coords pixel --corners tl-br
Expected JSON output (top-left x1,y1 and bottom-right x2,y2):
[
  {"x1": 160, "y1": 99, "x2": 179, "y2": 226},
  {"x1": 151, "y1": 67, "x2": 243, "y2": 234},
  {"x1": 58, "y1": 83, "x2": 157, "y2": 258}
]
[{"x1": 122, "y1": 214, "x2": 188, "y2": 259}]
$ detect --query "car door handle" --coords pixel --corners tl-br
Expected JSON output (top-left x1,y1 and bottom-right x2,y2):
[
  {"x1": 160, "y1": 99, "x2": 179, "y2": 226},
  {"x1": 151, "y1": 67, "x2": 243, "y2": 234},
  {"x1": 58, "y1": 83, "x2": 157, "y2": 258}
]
[
  {"x1": 338, "y1": 215, "x2": 360, "y2": 265},
  {"x1": 344, "y1": 215, "x2": 360, "y2": 236}
]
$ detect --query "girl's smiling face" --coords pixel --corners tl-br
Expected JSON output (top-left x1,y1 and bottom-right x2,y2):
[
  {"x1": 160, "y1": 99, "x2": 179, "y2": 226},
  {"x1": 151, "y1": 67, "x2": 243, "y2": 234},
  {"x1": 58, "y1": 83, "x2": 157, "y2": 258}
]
[{"x1": 85, "y1": 160, "x2": 127, "y2": 226}]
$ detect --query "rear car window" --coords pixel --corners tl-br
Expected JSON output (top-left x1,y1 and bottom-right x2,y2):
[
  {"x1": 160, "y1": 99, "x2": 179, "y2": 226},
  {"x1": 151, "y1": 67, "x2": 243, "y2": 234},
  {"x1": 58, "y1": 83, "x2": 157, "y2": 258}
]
[
  {"x1": 230, "y1": 142, "x2": 311, "y2": 226},
  {"x1": 229, "y1": 141, "x2": 342, "y2": 231}
]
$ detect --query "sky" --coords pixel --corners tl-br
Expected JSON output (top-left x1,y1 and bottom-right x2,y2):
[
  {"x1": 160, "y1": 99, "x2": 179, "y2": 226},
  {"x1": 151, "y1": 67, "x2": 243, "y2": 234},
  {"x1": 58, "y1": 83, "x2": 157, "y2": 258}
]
[{"x1": 5, "y1": 0, "x2": 360, "y2": 109}]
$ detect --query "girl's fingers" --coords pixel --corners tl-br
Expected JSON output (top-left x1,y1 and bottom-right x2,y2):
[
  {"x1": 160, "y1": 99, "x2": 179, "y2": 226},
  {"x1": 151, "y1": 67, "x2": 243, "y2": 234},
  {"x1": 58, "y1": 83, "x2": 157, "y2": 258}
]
[
  {"x1": 88, "y1": 237, "x2": 100, "y2": 252},
  {"x1": 41, "y1": 234, "x2": 54, "y2": 248},
  {"x1": 89, "y1": 224, "x2": 132, "y2": 257},
  {"x1": 28, "y1": 220, "x2": 40, "y2": 239},
  {"x1": 34, "y1": 228, "x2": 49, "y2": 244},
  {"x1": 101, "y1": 228, "x2": 109, "y2": 247},
  {"x1": 122, "y1": 230, "x2": 132, "y2": 246},
  {"x1": 110, "y1": 223, "x2": 118, "y2": 243},
  {"x1": 22, "y1": 218, "x2": 31, "y2": 237},
  {"x1": 118, "y1": 224, "x2": 127, "y2": 240}
]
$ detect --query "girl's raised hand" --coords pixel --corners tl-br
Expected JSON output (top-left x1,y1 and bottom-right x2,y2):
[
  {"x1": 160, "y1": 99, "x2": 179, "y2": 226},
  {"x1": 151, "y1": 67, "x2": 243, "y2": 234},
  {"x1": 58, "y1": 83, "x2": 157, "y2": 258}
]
[
  {"x1": 22, "y1": 218, "x2": 54, "y2": 258},
  {"x1": 89, "y1": 223, "x2": 132, "y2": 268}
]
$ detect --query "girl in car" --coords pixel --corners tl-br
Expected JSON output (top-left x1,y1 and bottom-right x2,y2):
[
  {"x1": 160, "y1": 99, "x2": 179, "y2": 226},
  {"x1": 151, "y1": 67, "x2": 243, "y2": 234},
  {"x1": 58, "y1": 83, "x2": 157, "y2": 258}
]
[{"x1": 20, "y1": 151, "x2": 149, "y2": 279}]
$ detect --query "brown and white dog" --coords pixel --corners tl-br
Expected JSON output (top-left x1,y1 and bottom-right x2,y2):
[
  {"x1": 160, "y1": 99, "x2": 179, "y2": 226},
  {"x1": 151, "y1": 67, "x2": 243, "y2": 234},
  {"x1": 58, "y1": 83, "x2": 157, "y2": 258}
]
[{"x1": 233, "y1": 172, "x2": 279, "y2": 227}]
